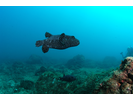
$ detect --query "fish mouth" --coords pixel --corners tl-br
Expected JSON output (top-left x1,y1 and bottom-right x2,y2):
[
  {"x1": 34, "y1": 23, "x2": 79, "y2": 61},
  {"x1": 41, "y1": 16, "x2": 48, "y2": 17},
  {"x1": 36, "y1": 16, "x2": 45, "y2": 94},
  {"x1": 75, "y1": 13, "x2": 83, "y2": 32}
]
[
  {"x1": 72, "y1": 40, "x2": 80, "y2": 47},
  {"x1": 77, "y1": 40, "x2": 80, "y2": 45},
  {"x1": 76, "y1": 40, "x2": 80, "y2": 46}
]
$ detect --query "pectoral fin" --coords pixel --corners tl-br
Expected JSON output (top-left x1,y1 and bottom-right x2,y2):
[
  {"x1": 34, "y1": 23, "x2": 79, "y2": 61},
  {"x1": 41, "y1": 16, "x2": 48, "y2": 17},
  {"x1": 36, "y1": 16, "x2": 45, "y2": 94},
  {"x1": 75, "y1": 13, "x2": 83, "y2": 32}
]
[{"x1": 42, "y1": 45, "x2": 49, "y2": 53}]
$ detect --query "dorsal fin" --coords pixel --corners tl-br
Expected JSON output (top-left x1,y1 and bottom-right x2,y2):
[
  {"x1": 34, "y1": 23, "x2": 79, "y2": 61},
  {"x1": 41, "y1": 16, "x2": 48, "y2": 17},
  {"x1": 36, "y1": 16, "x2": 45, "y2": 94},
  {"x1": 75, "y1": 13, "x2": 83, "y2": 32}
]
[
  {"x1": 45, "y1": 32, "x2": 52, "y2": 38},
  {"x1": 60, "y1": 33, "x2": 65, "y2": 38},
  {"x1": 59, "y1": 33, "x2": 65, "y2": 45}
]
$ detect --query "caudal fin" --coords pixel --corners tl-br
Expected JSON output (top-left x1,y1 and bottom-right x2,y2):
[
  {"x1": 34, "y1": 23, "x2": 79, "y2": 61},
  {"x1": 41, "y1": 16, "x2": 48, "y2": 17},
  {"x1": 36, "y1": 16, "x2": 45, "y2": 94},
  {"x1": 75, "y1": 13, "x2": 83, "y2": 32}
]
[{"x1": 35, "y1": 40, "x2": 44, "y2": 47}]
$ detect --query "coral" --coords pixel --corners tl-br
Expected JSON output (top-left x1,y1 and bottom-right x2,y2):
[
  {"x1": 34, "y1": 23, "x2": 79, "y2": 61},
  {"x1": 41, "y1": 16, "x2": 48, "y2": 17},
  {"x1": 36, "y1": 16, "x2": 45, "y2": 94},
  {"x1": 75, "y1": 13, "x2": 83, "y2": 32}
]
[{"x1": 93, "y1": 57, "x2": 133, "y2": 94}]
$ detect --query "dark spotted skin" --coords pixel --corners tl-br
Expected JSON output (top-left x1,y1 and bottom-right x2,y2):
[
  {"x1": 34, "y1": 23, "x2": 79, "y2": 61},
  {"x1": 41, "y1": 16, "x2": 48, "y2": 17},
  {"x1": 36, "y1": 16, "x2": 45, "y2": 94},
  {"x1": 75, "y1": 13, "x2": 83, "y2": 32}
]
[
  {"x1": 35, "y1": 33, "x2": 80, "y2": 53},
  {"x1": 44, "y1": 35, "x2": 80, "y2": 49}
]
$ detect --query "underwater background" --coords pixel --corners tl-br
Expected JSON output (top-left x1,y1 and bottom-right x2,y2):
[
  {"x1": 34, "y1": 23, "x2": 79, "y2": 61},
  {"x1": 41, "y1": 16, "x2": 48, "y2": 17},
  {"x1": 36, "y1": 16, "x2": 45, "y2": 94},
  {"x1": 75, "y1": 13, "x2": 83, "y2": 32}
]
[{"x1": 0, "y1": 6, "x2": 133, "y2": 94}]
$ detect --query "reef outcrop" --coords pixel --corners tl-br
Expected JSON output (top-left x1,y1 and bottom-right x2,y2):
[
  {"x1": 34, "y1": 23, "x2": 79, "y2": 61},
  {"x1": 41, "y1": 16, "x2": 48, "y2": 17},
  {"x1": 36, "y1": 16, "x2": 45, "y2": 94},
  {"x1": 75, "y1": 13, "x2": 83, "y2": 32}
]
[
  {"x1": 65, "y1": 54, "x2": 85, "y2": 70},
  {"x1": 26, "y1": 54, "x2": 43, "y2": 64},
  {"x1": 94, "y1": 57, "x2": 133, "y2": 94}
]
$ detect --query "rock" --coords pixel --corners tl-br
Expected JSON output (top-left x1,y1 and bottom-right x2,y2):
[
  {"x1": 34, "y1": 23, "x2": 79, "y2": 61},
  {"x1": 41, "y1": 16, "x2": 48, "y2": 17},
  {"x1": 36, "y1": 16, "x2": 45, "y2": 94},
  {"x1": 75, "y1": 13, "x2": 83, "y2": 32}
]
[
  {"x1": 26, "y1": 54, "x2": 43, "y2": 64},
  {"x1": 35, "y1": 71, "x2": 80, "y2": 94},
  {"x1": 12, "y1": 61, "x2": 24, "y2": 69},
  {"x1": 19, "y1": 80, "x2": 34, "y2": 90},
  {"x1": 34, "y1": 68, "x2": 114, "y2": 94},
  {"x1": 71, "y1": 70, "x2": 88, "y2": 84},
  {"x1": 7, "y1": 80, "x2": 16, "y2": 87},
  {"x1": 93, "y1": 57, "x2": 133, "y2": 94},
  {"x1": 75, "y1": 69, "x2": 114, "y2": 94},
  {"x1": 0, "y1": 63, "x2": 6, "y2": 72},
  {"x1": 66, "y1": 54, "x2": 85, "y2": 69},
  {"x1": 35, "y1": 66, "x2": 47, "y2": 76},
  {"x1": 9, "y1": 61, "x2": 26, "y2": 75}
]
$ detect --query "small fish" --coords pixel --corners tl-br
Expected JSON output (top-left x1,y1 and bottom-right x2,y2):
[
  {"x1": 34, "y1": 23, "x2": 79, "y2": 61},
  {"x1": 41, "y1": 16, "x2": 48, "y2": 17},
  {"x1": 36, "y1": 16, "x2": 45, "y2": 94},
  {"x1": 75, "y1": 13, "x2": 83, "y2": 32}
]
[
  {"x1": 59, "y1": 74, "x2": 76, "y2": 82},
  {"x1": 35, "y1": 32, "x2": 80, "y2": 53}
]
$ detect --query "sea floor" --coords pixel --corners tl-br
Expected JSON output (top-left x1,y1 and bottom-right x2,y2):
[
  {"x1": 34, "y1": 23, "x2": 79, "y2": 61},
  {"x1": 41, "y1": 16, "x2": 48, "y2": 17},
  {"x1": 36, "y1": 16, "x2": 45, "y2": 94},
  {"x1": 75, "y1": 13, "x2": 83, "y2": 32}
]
[{"x1": 0, "y1": 54, "x2": 120, "y2": 94}]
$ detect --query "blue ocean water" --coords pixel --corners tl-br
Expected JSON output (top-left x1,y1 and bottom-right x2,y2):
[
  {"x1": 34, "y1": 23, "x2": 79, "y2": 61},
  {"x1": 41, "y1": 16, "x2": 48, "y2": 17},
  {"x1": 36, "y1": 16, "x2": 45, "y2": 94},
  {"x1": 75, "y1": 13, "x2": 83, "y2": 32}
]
[{"x1": 0, "y1": 6, "x2": 133, "y2": 61}]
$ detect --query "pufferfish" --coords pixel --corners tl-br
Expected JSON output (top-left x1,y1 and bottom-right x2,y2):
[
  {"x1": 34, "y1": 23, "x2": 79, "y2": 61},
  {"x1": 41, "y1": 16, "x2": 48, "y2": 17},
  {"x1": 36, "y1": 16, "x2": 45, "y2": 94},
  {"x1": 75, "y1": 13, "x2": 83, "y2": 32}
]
[{"x1": 35, "y1": 32, "x2": 80, "y2": 53}]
